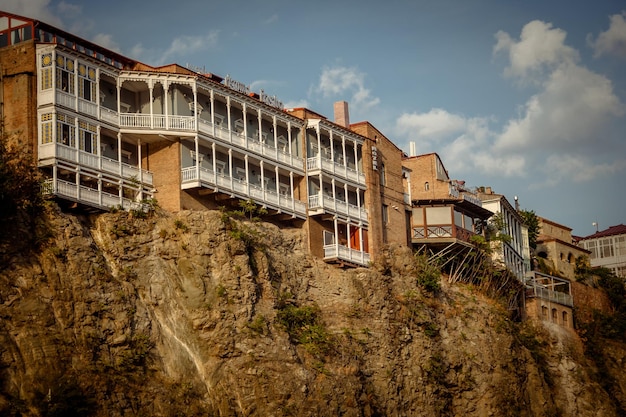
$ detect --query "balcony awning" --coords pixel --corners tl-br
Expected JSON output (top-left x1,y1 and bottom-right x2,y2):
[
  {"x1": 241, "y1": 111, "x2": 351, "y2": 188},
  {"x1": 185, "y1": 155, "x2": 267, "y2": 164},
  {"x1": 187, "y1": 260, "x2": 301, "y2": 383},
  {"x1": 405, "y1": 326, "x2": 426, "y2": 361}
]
[{"x1": 413, "y1": 198, "x2": 493, "y2": 219}]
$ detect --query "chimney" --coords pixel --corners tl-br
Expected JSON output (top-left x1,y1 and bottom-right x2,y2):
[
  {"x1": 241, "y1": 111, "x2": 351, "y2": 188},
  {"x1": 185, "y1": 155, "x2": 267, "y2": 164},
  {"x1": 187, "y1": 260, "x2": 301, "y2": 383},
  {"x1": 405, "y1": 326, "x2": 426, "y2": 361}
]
[
  {"x1": 409, "y1": 142, "x2": 416, "y2": 157},
  {"x1": 486, "y1": 186, "x2": 492, "y2": 195},
  {"x1": 334, "y1": 101, "x2": 350, "y2": 128}
]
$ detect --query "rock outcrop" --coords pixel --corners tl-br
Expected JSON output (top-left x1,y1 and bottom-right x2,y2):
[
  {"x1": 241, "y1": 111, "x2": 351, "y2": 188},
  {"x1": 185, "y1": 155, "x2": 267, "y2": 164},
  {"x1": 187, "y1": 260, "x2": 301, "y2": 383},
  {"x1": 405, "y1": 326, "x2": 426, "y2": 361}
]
[{"x1": 0, "y1": 206, "x2": 624, "y2": 416}]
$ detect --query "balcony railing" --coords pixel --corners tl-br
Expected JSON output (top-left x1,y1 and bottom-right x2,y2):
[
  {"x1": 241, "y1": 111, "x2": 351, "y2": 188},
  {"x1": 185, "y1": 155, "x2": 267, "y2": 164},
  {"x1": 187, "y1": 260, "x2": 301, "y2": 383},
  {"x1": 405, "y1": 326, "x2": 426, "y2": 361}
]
[
  {"x1": 526, "y1": 286, "x2": 573, "y2": 307},
  {"x1": 198, "y1": 119, "x2": 304, "y2": 171},
  {"x1": 119, "y1": 113, "x2": 195, "y2": 131},
  {"x1": 306, "y1": 156, "x2": 365, "y2": 184},
  {"x1": 42, "y1": 178, "x2": 146, "y2": 211},
  {"x1": 323, "y1": 243, "x2": 370, "y2": 267},
  {"x1": 181, "y1": 166, "x2": 306, "y2": 217},
  {"x1": 308, "y1": 193, "x2": 368, "y2": 222},
  {"x1": 44, "y1": 143, "x2": 153, "y2": 184}
]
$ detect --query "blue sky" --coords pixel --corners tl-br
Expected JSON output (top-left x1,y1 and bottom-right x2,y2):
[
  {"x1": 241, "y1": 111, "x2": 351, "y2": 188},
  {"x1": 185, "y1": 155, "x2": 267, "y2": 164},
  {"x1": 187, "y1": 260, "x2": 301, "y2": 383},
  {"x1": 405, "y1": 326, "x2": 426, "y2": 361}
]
[{"x1": 7, "y1": 0, "x2": 626, "y2": 237}]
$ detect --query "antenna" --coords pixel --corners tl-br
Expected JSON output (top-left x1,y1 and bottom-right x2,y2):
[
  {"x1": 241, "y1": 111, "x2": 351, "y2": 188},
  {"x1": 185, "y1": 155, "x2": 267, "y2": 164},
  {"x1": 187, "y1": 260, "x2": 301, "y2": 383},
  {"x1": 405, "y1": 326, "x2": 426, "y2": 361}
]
[{"x1": 592, "y1": 221, "x2": 598, "y2": 233}]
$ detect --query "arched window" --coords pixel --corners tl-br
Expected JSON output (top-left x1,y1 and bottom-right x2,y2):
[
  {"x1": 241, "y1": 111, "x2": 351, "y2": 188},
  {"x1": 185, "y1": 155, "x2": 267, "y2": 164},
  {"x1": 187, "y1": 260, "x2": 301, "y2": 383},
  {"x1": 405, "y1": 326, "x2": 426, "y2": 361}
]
[
  {"x1": 552, "y1": 308, "x2": 557, "y2": 322},
  {"x1": 424, "y1": 181, "x2": 429, "y2": 191},
  {"x1": 567, "y1": 253, "x2": 573, "y2": 263},
  {"x1": 562, "y1": 311, "x2": 569, "y2": 327},
  {"x1": 542, "y1": 306, "x2": 548, "y2": 318}
]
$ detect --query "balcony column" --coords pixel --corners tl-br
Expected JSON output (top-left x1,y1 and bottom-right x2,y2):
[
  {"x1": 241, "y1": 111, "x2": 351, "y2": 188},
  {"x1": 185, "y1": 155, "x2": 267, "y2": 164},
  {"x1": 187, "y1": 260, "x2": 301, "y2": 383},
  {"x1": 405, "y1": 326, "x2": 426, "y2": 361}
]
[
  {"x1": 242, "y1": 103, "x2": 248, "y2": 144},
  {"x1": 192, "y1": 84, "x2": 198, "y2": 130},
  {"x1": 116, "y1": 80, "x2": 122, "y2": 125},
  {"x1": 98, "y1": 176, "x2": 103, "y2": 207},
  {"x1": 257, "y1": 108, "x2": 263, "y2": 143},
  {"x1": 97, "y1": 125, "x2": 102, "y2": 170},
  {"x1": 273, "y1": 116, "x2": 278, "y2": 159},
  {"x1": 226, "y1": 97, "x2": 232, "y2": 141},
  {"x1": 289, "y1": 171, "x2": 295, "y2": 212},
  {"x1": 244, "y1": 154, "x2": 249, "y2": 194},
  {"x1": 319, "y1": 173, "x2": 324, "y2": 208},
  {"x1": 52, "y1": 163, "x2": 58, "y2": 194},
  {"x1": 333, "y1": 218, "x2": 339, "y2": 254},
  {"x1": 228, "y1": 149, "x2": 233, "y2": 190},
  {"x1": 344, "y1": 183, "x2": 349, "y2": 208},
  {"x1": 342, "y1": 137, "x2": 347, "y2": 177},
  {"x1": 137, "y1": 139, "x2": 143, "y2": 201},
  {"x1": 353, "y1": 141, "x2": 359, "y2": 177},
  {"x1": 316, "y1": 125, "x2": 321, "y2": 163},
  {"x1": 346, "y1": 223, "x2": 351, "y2": 252},
  {"x1": 75, "y1": 167, "x2": 80, "y2": 201},
  {"x1": 118, "y1": 179, "x2": 123, "y2": 206},
  {"x1": 117, "y1": 132, "x2": 122, "y2": 176},
  {"x1": 210, "y1": 90, "x2": 216, "y2": 135},
  {"x1": 329, "y1": 131, "x2": 335, "y2": 163},
  {"x1": 194, "y1": 135, "x2": 200, "y2": 182},
  {"x1": 95, "y1": 68, "x2": 101, "y2": 115},
  {"x1": 287, "y1": 121, "x2": 293, "y2": 156},
  {"x1": 149, "y1": 79, "x2": 154, "y2": 129},
  {"x1": 260, "y1": 160, "x2": 265, "y2": 197},
  {"x1": 164, "y1": 81, "x2": 170, "y2": 130},
  {"x1": 211, "y1": 142, "x2": 217, "y2": 184},
  {"x1": 359, "y1": 226, "x2": 364, "y2": 252},
  {"x1": 356, "y1": 188, "x2": 362, "y2": 219},
  {"x1": 331, "y1": 178, "x2": 337, "y2": 212},
  {"x1": 275, "y1": 166, "x2": 280, "y2": 195}
]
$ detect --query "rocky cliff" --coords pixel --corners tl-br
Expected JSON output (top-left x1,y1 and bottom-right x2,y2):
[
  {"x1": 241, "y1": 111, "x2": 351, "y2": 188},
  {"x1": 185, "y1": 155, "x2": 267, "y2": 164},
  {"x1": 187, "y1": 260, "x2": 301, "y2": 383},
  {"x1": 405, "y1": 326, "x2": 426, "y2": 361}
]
[{"x1": 0, "y1": 206, "x2": 625, "y2": 416}]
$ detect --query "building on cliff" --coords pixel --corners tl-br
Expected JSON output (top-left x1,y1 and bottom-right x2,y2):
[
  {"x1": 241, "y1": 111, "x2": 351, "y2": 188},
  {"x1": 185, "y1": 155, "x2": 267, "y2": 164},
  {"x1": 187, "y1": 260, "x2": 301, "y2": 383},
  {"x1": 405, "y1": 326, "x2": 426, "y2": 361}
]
[
  {"x1": 0, "y1": 10, "x2": 411, "y2": 268},
  {"x1": 577, "y1": 224, "x2": 626, "y2": 278},
  {"x1": 401, "y1": 152, "x2": 493, "y2": 257}
]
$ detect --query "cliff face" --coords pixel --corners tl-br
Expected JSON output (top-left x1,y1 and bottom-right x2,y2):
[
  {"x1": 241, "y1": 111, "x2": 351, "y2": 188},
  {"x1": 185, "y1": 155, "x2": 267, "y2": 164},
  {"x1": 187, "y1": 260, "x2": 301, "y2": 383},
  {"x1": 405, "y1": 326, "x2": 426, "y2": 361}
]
[{"x1": 0, "y1": 207, "x2": 624, "y2": 416}]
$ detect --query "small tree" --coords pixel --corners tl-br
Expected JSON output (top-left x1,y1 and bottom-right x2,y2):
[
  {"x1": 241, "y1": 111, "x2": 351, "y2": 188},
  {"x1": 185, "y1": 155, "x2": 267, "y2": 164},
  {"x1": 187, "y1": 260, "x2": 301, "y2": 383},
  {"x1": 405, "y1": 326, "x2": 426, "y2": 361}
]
[{"x1": 519, "y1": 209, "x2": 539, "y2": 249}]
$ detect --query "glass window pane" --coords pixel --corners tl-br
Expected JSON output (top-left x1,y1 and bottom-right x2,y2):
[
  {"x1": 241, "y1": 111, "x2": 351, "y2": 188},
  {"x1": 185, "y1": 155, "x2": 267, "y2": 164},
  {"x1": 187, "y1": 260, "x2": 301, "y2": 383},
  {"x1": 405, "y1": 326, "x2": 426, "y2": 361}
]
[{"x1": 426, "y1": 206, "x2": 451, "y2": 224}]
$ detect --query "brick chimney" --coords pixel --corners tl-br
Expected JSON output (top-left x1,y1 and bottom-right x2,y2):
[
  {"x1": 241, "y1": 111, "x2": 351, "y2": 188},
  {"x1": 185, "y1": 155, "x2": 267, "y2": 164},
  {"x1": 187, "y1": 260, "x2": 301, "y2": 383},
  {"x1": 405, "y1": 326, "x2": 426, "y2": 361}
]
[{"x1": 334, "y1": 101, "x2": 350, "y2": 128}]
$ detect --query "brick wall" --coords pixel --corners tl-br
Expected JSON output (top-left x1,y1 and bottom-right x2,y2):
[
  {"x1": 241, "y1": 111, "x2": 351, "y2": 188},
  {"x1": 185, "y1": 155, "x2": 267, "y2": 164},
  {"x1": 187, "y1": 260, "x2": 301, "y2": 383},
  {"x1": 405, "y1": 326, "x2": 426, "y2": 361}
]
[
  {"x1": 403, "y1": 154, "x2": 450, "y2": 200},
  {"x1": 0, "y1": 40, "x2": 37, "y2": 157},
  {"x1": 147, "y1": 139, "x2": 182, "y2": 212}
]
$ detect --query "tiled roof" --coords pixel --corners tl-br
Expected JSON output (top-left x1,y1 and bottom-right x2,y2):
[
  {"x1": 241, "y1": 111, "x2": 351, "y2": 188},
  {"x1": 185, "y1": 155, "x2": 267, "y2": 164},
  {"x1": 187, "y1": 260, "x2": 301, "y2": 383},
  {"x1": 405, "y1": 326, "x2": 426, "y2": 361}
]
[{"x1": 579, "y1": 224, "x2": 626, "y2": 240}]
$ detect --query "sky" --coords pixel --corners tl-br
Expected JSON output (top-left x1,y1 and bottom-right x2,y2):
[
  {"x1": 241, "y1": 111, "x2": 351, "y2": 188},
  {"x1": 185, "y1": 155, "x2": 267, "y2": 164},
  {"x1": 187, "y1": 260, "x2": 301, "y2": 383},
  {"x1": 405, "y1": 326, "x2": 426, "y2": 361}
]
[{"x1": 5, "y1": 0, "x2": 626, "y2": 237}]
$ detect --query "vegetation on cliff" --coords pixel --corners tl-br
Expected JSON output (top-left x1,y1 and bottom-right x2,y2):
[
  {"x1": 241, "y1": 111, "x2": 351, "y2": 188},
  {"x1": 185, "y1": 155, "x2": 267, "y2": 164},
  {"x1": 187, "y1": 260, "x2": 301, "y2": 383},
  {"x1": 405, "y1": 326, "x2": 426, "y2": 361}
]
[{"x1": 1, "y1": 136, "x2": 626, "y2": 416}]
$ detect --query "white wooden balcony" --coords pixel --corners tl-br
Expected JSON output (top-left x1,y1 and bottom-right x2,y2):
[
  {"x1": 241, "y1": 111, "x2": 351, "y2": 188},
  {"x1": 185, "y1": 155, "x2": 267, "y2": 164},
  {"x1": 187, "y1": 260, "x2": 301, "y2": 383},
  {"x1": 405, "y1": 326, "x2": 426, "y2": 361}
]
[
  {"x1": 42, "y1": 178, "x2": 146, "y2": 211},
  {"x1": 306, "y1": 156, "x2": 365, "y2": 185},
  {"x1": 308, "y1": 193, "x2": 368, "y2": 223},
  {"x1": 198, "y1": 118, "x2": 304, "y2": 171},
  {"x1": 181, "y1": 166, "x2": 306, "y2": 218},
  {"x1": 323, "y1": 243, "x2": 370, "y2": 267},
  {"x1": 119, "y1": 113, "x2": 195, "y2": 131},
  {"x1": 39, "y1": 143, "x2": 153, "y2": 185}
]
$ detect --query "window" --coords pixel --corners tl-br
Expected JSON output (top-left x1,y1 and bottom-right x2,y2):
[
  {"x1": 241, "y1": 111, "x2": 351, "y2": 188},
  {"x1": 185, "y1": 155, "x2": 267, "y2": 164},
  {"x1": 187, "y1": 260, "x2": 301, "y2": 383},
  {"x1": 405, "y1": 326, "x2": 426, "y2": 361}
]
[
  {"x1": 41, "y1": 53, "x2": 53, "y2": 90},
  {"x1": 562, "y1": 311, "x2": 569, "y2": 327},
  {"x1": 56, "y1": 54, "x2": 75, "y2": 94},
  {"x1": 41, "y1": 113, "x2": 53, "y2": 144},
  {"x1": 56, "y1": 113, "x2": 75, "y2": 147},
  {"x1": 78, "y1": 63, "x2": 96, "y2": 102},
  {"x1": 380, "y1": 163, "x2": 386, "y2": 186},
  {"x1": 78, "y1": 121, "x2": 97, "y2": 153},
  {"x1": 599, "y1": 238, "x2": 614, "y2": 259},
  {"x1": 382, "y1": 204, "x2": 389, "y2": 225}
]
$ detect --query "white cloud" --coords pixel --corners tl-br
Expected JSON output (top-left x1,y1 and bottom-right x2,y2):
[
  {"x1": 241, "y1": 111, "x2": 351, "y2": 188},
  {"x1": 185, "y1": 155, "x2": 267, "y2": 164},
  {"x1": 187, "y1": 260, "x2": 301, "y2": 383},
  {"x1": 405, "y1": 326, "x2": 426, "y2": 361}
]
[
  {"x1": 2, "y1": 0, "x2": 63, "y2": 27},
  {"x1": 493, "y1": 20, "x2": 579, "y2": 82},
  {"x1": 91, "y1": 33, "x2": 121, "y2": 53},
  {"x1": 532, "y1": 154, "x2": 626, "y2": 188},
  {"x1": 495, "y1": 63, "x2": 625, "y2": 152},
  {"x1": 284, "y1": 99, "x2": 309, "y2": 109},
  {"x1": 263, "y1": 14, "x2": 279, "y2": 25},
  {"x1": 316, "y1": 66, "x2": 380, "y2": 111},
  {"x1": 396, "y1": 20, "x2": 626, "y2": 186},
  {"x1": 156, "y1": 31, "x2": 220, "y2": 66},
  {"x1": 396, "y1": 108, "x2": 466, "y2": 141},
  {"x1": 588, "y1": 12, "x2": 626, "y2": 59}
]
